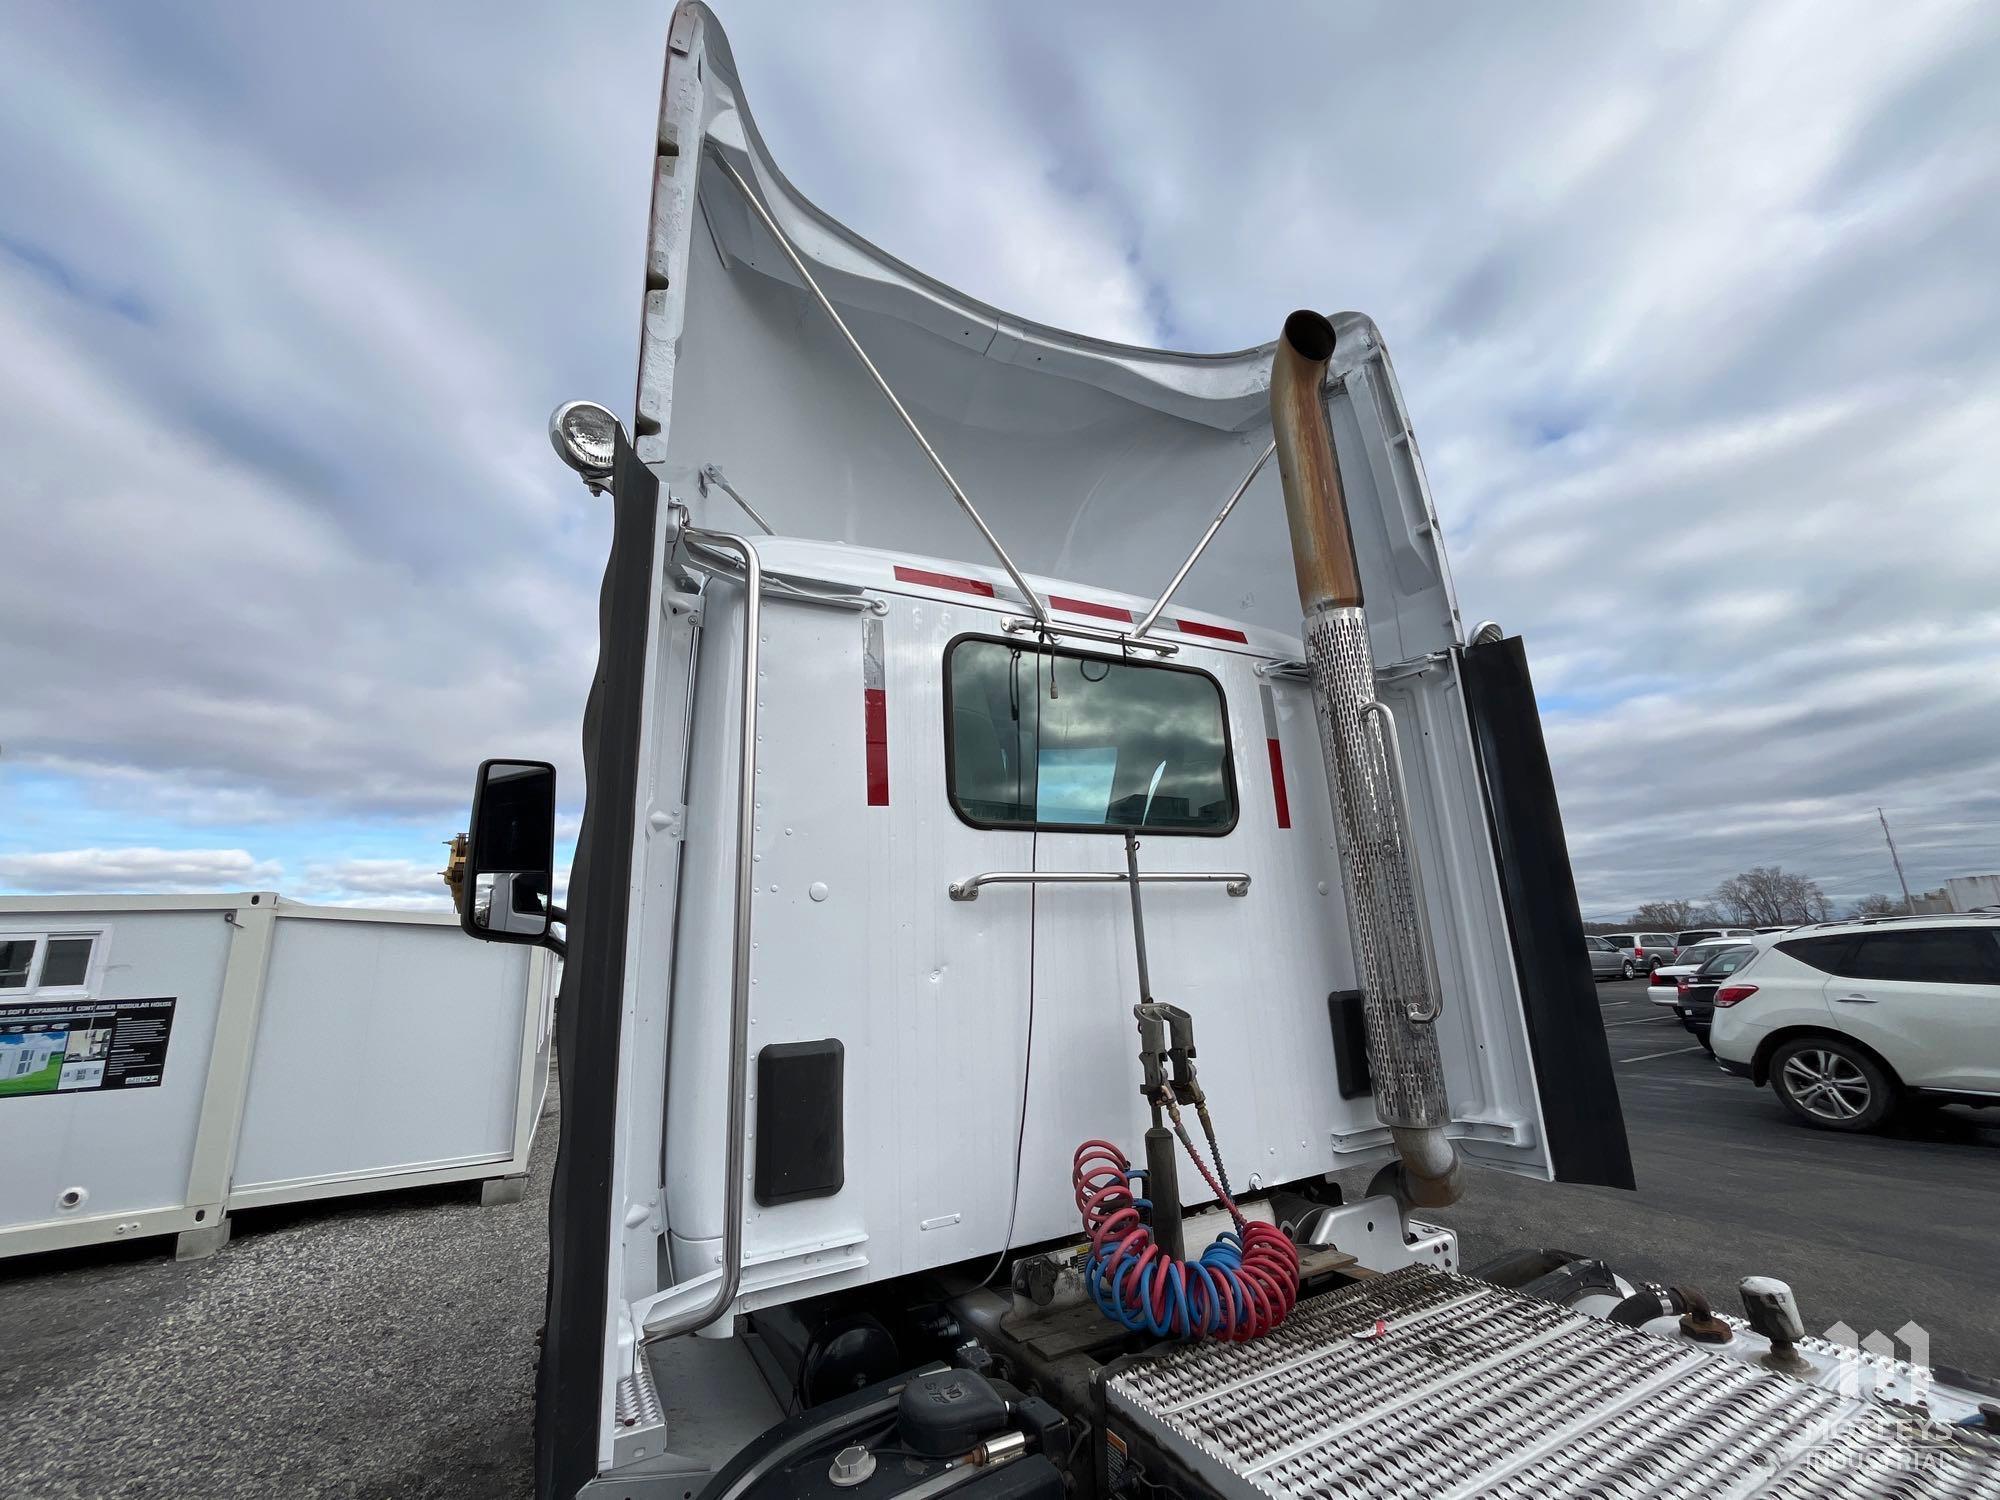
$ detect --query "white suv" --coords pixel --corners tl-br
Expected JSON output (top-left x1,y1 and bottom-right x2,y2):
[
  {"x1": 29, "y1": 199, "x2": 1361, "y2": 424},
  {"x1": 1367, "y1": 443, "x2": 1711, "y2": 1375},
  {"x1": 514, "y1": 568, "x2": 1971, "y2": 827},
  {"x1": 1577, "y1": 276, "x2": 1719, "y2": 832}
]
[{"x1": 1710, "y1": 916, "x2": 2000, "y2": 1130}]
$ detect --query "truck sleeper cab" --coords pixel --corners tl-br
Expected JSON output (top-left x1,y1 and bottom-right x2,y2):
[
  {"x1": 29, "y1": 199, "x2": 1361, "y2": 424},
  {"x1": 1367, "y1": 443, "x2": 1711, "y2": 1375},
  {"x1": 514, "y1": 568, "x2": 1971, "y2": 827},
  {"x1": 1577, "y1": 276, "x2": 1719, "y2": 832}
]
[{"x1": 452, "y1": 6, "x2": 1660, "y2": 1497}]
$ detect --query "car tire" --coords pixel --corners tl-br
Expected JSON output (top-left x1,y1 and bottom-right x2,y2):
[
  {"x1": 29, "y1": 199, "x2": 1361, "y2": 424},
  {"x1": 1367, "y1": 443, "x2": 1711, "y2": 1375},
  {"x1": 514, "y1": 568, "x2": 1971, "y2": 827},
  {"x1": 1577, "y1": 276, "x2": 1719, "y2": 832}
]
[
  {"x1": 1769, "y1": 1037, "x2": 1896, "y2": 1132},
  {"x1": 1620, "y1": 960, "x2": 1635, "y2": 980}
]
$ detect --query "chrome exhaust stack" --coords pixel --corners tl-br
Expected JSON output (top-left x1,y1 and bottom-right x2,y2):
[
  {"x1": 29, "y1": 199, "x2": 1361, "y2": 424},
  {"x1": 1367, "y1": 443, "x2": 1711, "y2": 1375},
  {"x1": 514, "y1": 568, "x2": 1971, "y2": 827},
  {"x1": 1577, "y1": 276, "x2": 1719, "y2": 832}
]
[{"x1": 1270, "y1": 311, "x2": 1462, "y2": 1209}]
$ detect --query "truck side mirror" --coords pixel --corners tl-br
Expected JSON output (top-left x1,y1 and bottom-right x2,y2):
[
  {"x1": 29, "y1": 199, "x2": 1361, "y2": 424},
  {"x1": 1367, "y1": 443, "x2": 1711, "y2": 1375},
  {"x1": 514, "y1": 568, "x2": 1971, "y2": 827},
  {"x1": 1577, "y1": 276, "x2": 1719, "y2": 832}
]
[{"x1": 462, "y1": 759, "x2": 558, "y2": 945}]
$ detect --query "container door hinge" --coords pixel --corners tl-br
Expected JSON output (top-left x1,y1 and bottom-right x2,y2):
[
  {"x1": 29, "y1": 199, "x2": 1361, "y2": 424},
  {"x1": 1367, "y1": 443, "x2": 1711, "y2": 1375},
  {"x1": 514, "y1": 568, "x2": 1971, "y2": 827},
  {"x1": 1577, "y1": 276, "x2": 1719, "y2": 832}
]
[{"x1": 647, "y1": 804, "x2": 687, "y2": 841}]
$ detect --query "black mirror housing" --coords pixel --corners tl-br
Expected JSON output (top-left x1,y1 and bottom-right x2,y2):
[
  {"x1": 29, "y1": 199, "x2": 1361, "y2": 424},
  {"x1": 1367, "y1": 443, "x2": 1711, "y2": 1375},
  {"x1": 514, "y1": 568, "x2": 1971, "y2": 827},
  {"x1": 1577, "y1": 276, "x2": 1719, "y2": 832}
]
[{"x1": 462, "y1": 758, "x2": 559, "y2": 945}]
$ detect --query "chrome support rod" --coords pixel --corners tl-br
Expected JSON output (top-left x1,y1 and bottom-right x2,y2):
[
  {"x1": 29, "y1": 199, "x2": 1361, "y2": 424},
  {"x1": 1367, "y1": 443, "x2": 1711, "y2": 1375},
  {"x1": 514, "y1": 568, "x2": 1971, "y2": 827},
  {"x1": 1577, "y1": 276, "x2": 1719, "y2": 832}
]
[
  {"x1": 950, "y1": 870, "x2": 1250, "y2": 902},
  {"x1": 645, "y1": 527, "x2": 760, "y2": 1342},
  {"x1": 710, "y1": 152, "x2": 1051, "y2": 627},
  {"x1": 698, "y1": 464, "x2": 775, "y2": 535},
  {"x1": 1123, "y1": 832, "x2": 1154, "y2": 1001},
  {"x1": 998, "y1": 614, "x2": 1177, "y2": 655},
  {"x1": 680, "y1": 535, "x2": 886, "y2": 614},
  {"x1": 1131, "y1": 441, "x2": 1276, "y2": 640}
]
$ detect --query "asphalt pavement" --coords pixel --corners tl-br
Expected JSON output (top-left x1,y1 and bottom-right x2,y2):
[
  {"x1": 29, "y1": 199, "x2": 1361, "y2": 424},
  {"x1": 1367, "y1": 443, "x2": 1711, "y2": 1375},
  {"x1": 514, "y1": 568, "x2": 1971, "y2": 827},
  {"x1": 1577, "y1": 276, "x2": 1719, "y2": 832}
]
[
  {"x1": 2, "y1": 988, "x2": 1995, "y2": 1498},
  {"x1": 1426, "y1": 978, "x2": 2000, "y2": 1381}
]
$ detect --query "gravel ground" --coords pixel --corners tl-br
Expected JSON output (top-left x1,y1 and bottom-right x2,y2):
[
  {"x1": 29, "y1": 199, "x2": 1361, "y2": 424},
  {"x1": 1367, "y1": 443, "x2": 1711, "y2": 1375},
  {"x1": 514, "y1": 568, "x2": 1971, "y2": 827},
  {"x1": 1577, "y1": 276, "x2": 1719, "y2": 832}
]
[{"x1": 0, "y1": 1076, "x2": 555, "y2": 1499}]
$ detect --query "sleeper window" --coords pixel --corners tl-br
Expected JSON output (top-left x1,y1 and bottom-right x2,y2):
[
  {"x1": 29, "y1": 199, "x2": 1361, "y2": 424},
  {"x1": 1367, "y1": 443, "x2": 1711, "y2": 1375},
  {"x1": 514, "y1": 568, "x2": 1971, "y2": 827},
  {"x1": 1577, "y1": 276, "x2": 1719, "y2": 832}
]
[{"x1": 944, "y1": 637, "x2": 1236, "y2": 835}]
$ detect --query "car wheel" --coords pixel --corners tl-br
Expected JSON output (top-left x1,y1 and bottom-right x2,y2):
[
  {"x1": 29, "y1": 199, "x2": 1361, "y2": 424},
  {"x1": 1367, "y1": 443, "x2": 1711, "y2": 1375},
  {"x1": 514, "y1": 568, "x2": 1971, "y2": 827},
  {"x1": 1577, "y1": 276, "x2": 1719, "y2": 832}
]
[
  {"x1": 1770, "y1": 1038, "x2": 1895, "y2": 1132},
  {"x1": 1620, "y1": 960, "x2": 1635, "y2": 980},
  {"x1": 1695, "y1": 1029, "x2": 1714, "y2": 1058}
]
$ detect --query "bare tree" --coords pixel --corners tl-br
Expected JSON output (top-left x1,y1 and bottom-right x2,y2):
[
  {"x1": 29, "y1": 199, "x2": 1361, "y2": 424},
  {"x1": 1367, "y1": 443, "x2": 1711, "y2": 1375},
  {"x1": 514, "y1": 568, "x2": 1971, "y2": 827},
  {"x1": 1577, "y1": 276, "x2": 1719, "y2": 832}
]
[
  {"x1": 1712, "y1": 866, "x2": 1832, "y2": 926},
  {"x1": 1630, "y1": 899, "x2": 1716, "y2": 930},
  {"x1": 1846, "y1": 892, "x2": 1905, "y2": 920}
]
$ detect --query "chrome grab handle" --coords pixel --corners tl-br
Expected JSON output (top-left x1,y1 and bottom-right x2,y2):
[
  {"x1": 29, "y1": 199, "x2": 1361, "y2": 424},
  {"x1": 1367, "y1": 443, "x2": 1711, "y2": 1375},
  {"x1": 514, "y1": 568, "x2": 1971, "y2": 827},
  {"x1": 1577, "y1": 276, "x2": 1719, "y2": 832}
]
[
  {"x1": 1358, "y1": 700, "x2": 1443, "y2": 1024},
  {"x1": 949, "y1": 870, "x2": 1250, "y2": 902},
  {"x1": 645, "y1": 527, "x2": 760, "y2": 1343}
]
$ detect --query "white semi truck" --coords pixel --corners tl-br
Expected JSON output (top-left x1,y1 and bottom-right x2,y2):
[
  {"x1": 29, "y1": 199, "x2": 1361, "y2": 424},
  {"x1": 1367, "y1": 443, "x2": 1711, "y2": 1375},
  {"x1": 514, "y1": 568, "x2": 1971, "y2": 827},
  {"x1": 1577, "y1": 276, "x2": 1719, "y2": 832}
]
[{"x1": 454, "y1": 7, "x2": 2000, "y2": 1497}]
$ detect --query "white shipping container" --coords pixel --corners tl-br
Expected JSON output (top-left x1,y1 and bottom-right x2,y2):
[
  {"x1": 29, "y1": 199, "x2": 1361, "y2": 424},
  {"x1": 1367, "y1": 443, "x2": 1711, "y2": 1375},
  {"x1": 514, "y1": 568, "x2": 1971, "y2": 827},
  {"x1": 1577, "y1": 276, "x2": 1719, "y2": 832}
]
[{"x1": 0, "y1": 892, "x2": 552, "y2": 1259}]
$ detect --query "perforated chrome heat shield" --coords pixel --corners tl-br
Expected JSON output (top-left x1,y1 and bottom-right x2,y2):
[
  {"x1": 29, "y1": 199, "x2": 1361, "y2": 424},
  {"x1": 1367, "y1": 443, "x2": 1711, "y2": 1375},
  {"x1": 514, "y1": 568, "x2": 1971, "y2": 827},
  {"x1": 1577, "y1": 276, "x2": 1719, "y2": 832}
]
[
  {"x1": 1305, "y1": 605, "x2": 1448, "y2": 1128},
  {"x1": 1106, "y1": 1266, "x2": 2000, "y2": 1499}
]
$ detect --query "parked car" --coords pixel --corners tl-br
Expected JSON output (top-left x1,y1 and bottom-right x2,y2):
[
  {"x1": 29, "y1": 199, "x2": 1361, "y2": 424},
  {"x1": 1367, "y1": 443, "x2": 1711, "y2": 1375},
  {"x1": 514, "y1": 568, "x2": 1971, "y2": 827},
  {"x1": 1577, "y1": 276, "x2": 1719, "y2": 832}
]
[
  {"x1": 1710, "y1": 915, "x2": 2000, "y2": 1131},
  {"x1": 1585, "y1": 934, "x2": 1634, "y2": 981},
  {"x1": 1668, "y1": 943, "x2": 1761, "y2": 1053},
  {"x1": 1647, "y1": 935, "x2": 1774, "y2": 1005},
  {"x1": 1600, "y1": 931, "x2": 1678, "y2": 974},
  {"x1": 1675, "y1": 926, "x2": 1756, "y2": 950}
]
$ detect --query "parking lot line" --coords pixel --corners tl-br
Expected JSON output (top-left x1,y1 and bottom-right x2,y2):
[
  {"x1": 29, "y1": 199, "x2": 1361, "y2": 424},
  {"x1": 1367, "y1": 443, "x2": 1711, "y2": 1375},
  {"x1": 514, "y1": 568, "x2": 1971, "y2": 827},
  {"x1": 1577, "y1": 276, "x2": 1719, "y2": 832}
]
[
  {"x1": 1620, "y1": 1044, "x2": 1707, "y2": 1063},
  {"x1": 1604, "y1": 1016, "x2": 1677, "y2": 1027}
]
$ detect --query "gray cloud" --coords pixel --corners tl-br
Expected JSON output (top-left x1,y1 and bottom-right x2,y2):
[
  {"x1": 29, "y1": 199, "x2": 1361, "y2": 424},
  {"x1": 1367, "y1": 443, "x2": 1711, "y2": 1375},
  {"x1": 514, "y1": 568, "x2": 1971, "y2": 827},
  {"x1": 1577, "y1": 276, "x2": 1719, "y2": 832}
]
[
  {"x1": 2, "y1": 1, "x2": 1997, "y2": 920},
  {"x1": 0, "y1": 848, "x2": 282, "y2": 893}
]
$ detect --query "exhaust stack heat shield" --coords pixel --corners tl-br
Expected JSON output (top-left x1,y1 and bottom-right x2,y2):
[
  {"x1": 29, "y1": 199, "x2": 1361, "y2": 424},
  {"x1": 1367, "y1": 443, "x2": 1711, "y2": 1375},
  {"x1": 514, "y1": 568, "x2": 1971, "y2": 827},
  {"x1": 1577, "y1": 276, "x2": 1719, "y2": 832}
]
[{"x1": 1269, "y1": 312, "x2": 1456, "y2": 1199}]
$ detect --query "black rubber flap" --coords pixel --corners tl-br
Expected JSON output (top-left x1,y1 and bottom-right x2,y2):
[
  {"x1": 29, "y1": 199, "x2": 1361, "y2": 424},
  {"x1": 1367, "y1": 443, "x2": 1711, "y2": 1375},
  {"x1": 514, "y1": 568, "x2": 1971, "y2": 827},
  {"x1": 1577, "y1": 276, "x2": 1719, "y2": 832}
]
[
  {"x1": 755, "y1": 1039, "x2": 845, "y2": 1205},
  {"x1": 536, "y1": 430, "x2": 659, "y2": 1499},
  {"x1": 1459, "y1": 635, "x2": 1635, "y2": 1191}
]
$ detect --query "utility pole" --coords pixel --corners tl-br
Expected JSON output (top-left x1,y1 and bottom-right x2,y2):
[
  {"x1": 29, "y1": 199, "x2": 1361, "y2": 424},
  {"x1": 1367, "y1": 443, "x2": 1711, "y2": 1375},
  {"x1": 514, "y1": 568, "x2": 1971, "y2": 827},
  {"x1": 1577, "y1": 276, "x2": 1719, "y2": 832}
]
[{"x1": 1878, "y1": 807, "x2": 1914, "y2": 914}]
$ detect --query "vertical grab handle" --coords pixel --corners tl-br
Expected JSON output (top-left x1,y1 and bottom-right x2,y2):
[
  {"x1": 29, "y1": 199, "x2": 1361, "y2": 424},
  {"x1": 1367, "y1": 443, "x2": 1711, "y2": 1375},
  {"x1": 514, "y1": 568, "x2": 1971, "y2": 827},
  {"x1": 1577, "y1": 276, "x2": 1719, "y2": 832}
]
[
  {"x1": 1359, "y1": 700, "x2": 1443, "y2": 1024},
  {"x1": 645, "y1": 527, "x2": 760, "y2": 1342}
]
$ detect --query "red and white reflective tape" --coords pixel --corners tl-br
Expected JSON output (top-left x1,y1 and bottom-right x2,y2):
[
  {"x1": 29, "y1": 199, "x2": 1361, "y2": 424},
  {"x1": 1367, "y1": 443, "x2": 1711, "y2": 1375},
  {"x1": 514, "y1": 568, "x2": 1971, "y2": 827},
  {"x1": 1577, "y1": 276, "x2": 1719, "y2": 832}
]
[
  {"x1": 1259, "y1": 682, "x2": 1291, "y2": 830},
  {"x1": 862, "y1": 616, "x2": 889, "y2": 806}
]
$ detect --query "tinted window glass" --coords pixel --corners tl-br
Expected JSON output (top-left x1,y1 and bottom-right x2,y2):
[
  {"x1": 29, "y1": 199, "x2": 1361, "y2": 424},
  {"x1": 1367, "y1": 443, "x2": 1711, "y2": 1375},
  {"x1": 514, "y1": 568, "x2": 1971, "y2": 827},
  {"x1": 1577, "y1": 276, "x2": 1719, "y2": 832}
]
[
  {"x1": 1775, "y1": 935, "x2": 1857, "y2": 973},
  {"x1": 1697, "y1": 945, "x2": 1755, "y2": 977},
  {"x1": 946, "y1": 638, "x2": 1235, "y2": 834},
  {"x1": 1641, "y1": 934, "x2": 1673, "y2": 946},
  {"x1": 39, "y1": 937, "x2": 94, "y2": 988},
  {"x1": 0, "y1": 939, "x2": 32, "y2": 989},
  {"x1": 1679, "y1": 930, "x2": 1721, "y2": 945},
  {"x1": 1603, "y1": 935, "x2": 1635, "y2": 948},
  {"x1": 1839, "y1": 929, "x2": 2000, "y2": 985}
]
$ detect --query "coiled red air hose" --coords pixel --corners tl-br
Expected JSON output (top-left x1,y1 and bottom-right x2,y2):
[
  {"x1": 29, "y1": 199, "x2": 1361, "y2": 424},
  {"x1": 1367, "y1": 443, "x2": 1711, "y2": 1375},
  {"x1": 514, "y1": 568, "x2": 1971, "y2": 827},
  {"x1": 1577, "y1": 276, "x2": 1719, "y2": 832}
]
[{"x1": 1071, "y1": 1137, "x2": 1299, "y2": 1341}]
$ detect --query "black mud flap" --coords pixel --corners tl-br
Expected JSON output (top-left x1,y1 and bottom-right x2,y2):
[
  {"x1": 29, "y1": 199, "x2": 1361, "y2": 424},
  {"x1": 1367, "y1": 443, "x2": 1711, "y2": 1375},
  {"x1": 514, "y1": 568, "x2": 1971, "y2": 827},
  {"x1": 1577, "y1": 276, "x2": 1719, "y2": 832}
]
[
  {"x1": 1459, "y1": 635, "x2": 1635, "y2": 1191},
  {"x1": 537, "y1": 431, "x2": 660, "y2": 1499}
]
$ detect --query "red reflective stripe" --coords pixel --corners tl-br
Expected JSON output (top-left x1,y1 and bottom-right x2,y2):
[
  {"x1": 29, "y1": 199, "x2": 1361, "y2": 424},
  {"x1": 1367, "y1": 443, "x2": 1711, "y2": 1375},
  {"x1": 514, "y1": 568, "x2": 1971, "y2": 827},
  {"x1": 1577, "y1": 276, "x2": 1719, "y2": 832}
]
[
  {"x1": 1049, "y1": 593, "x2": 1133, "y2": 623},
  {"x1": 864, "y1": 687, "x2": 889, "y2": 805},
  {"x1": 893, "y1": 564, "x2": 995, "y2": 597},
  {"x1": 1174, "y1": 618, "x2": 1250, "y2": 643},
  {"x1": 1266, "y1": 738, "x2": 1291, "y2": 829}
]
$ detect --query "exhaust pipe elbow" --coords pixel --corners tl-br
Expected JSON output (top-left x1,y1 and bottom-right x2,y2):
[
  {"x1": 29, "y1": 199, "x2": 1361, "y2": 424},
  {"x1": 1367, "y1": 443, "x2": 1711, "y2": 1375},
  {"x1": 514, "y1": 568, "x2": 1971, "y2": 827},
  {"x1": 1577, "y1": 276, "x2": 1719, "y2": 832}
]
[{"x1": 1370, "y1": 1126, "x2": 1464, "y2": 1209}]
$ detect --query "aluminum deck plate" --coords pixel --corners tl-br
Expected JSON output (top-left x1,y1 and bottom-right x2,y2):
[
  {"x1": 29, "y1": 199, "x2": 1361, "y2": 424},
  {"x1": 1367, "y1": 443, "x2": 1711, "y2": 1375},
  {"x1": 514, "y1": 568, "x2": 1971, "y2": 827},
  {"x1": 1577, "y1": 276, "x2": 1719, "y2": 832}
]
[{"x1": 1106, "y1": 1265, "x2": 2000, "y2": 1499}]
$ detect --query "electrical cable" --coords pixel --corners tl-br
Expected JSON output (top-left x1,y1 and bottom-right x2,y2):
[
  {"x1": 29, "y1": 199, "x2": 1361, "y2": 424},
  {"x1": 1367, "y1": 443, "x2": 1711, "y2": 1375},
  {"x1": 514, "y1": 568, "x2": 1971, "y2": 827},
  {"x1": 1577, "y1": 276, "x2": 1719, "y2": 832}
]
[{"x1": 979, "y1": 647, "x2": 1046, "y2": 1288}]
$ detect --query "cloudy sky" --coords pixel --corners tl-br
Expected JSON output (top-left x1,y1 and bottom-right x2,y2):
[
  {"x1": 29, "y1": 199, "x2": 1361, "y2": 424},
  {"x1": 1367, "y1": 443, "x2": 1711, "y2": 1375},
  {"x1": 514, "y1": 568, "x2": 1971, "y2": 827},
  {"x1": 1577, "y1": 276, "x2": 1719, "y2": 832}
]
[{"x1": 2, "y1": 0, "x2": 1996, "y2": 919}]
